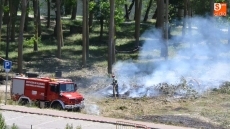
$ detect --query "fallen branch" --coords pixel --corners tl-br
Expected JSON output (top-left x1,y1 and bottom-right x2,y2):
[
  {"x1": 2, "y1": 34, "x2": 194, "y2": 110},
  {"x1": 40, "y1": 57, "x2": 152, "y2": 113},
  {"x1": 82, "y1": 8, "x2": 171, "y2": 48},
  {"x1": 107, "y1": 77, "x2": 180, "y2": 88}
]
[
  {"x1": 115, "y1": 46, "x2": 140, "y2": 53},
  {"x1": 0, "y1": 57, "x2": 6, "y2": 61}
]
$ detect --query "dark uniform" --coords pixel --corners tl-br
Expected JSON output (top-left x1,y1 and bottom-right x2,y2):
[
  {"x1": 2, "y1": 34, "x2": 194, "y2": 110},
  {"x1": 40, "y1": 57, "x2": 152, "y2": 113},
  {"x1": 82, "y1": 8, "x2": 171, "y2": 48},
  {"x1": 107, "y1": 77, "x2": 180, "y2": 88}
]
[{"x1": 112, "y1": 75, "x2": 119, "y2": 97}]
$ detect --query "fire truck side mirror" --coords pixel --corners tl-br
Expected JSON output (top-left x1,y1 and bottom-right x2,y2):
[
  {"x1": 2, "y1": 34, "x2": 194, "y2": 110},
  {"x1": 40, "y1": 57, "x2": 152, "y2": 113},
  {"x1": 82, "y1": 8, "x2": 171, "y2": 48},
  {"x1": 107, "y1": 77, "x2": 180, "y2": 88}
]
[{"x1": 74, "y1": 84, "x2": 78, "y2": 91}]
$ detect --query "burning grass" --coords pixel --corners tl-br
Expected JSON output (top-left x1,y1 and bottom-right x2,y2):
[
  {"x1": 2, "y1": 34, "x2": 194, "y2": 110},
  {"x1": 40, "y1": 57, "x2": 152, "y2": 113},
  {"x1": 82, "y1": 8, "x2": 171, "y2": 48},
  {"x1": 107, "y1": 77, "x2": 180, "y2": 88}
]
[
  {"x1": 80, "y1": 77, "x2": 230, "y2": 129},
  {"x1": 94, "y1": 87, "x2": 230, "y2": 129}
]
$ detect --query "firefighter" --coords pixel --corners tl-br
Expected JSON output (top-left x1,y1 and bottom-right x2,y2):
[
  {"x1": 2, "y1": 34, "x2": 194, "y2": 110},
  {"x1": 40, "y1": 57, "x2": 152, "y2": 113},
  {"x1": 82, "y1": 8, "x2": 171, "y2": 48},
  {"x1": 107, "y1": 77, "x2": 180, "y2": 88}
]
[{"x1": 112, "y1": 75, "x2": 119, "y2": 97}]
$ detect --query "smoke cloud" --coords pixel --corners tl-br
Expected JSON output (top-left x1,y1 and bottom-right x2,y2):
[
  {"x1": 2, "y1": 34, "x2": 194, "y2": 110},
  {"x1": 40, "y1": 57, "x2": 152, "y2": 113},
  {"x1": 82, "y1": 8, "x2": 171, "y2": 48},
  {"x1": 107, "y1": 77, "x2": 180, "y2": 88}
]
[
  {"x1": 84, "y1": 103, "x2": 100, "y2": 115},
  {"x1": 108, "y1": 16, "x2": 230, "y2": 98}
]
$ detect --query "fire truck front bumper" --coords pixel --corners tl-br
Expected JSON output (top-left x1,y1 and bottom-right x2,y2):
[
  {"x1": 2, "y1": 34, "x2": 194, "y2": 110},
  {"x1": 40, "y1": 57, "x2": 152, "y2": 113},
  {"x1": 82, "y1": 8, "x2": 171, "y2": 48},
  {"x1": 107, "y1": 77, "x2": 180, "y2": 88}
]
[{"x1": 65, "y1": 101, "x2": 85, "y2": 109}]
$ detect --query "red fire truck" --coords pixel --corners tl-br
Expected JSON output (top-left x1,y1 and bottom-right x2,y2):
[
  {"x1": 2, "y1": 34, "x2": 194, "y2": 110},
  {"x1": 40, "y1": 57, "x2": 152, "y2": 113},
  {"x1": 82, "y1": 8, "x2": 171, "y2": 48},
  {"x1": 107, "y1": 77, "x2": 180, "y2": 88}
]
[{"x1": 10, "y1": 75, "x2": 85, "y2": 110}]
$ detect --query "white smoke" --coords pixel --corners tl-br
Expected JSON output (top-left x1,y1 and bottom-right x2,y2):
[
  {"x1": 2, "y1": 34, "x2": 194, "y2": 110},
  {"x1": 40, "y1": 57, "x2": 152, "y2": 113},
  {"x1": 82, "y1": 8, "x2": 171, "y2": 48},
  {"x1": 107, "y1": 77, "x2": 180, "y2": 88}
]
[
  {"x1": 112, "y1": 16, "x2": 230, "y2": 97},
  {"x1": 84, "y1": 103, "x2": 100, "y2": 115}
]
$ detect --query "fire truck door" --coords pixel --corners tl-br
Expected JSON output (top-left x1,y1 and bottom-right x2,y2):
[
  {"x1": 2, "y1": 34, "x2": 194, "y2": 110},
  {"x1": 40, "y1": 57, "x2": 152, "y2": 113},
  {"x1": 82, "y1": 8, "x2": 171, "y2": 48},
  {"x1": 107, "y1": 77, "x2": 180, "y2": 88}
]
[{"x1": 48, "y1": 84, "x2": 58, "y2": 100}]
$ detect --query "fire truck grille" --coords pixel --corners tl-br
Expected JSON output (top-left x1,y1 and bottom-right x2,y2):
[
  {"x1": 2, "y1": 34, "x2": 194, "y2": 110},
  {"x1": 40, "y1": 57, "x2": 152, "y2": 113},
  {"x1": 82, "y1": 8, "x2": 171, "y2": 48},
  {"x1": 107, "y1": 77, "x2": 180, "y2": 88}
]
[
  {"x1": 75, "y1": 99, "x2": 81, "y2": 103},
  {"x1": 70, "y1": 99, "x2": 81, "y2": 104}
]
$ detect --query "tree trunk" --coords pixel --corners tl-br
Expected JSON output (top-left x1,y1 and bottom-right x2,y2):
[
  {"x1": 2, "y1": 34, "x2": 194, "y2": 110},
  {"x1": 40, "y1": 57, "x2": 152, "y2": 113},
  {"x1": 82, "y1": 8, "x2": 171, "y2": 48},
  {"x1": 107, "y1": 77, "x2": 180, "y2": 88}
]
[
  {"x1": 6, "y1": 20, "x2": 10, "y2": 59},
  {"x1": 89, "y1": 11, "x2": 93, "y2": 32},
  {"x1": 134, "y1": 0, "x2": 138, "y2": 20},
  {"x1": 60, "y1": 21, "x2": 63, "y2": 47},
  {"x1": 33, "y1": 0, "x2": 38, "y2": 51},
  {"x1": 162, "y1": 0, "x2": 169, "y2": 60},
  {"x1": 24, "y1": 0, "x2": 29, "y2": 31},
  {"x1": 6, "y1": 0, "x2": 10, "y2": 59},
  {"x1": 54, "y1": 11, "x2": 57, "y2": 36},
  {"x1": 152, "y1": 8, "x2": 157, "y2": 19},
  {"x1": 156, "y1": 0, "x2": 166, "y2": 58},
  {"x1": 228, "y1": 0, "x2": 230, "y2": 45},
  {"x1": 4, "y1": 0, "x2": 10, "y2": 59},
  {"x1": 10, "y1": 0, "x2": 20, "y2": 42},
  {"x1": 0, "y1": 0, "x2": 5, "y2": 43},
  {"x1": 112, "y1": 25, "x2": 116, "y2": 65},
  {"x1": 71, "y1": 0, "x2": 77, "y2": 20},
  {"x1": 99, "y1": 16, "x2": 104, "y2": 40},
  {"x1": 143, "y1": 0, "x2": 153, "y2": 22},
  {"x1": 164, "y1": 0, "x2": 168, "y2": 41},
  {"x1": 2, "y1": 0, "x2": 9, "y2": 24},
  {"x1": 89, "y1": 0, "x2": 93, "y2": 32},
  {"x1": 65, "y1": 2, "x2": 72, "y2": 15},
  {"x1": 37, "y1": 0, "x2": 41, "y2": 37},
  {"x1": 125, "y1": 0, "x2": 134, "y2": 20},
  {"x1": 82, "y1": 0, "x2": 87, "y2": 67},
  {"x1": 56, "y1": 0, "x2": 61, "y2": 58},
  {"x1": 187, "y1": 0, "x2": 192, "y2": 48},
  {"x1": 124, "y1": 4, "x2": 128, "y2": 20},
  {"x1": 210, "y1": 0, "x2": 214, "y2": 16},
  {"x1": 18, "y1": 0, "x2": 27, "y2": 73},
  {"x1": 182, "y1": 0, "x2": 188, "y2": 35},
  {"x1": 134, "y1": 0, "x2": 142, "y2": 47},
  {"x1": 155, "y1": 0, "x2": 164, "y2": 28},
  {"x1": 47, "y1": 0, "x2": 50, "y2": 28},
  {"x1": 188, "y1": 0, "x2": 191, "y2": 29},
  {"x1": 108, "y1": 0, "x2": 115, "y2": 74},
  {"x1": 86, "y1": 0, "x2": 89, "y2": 59}
]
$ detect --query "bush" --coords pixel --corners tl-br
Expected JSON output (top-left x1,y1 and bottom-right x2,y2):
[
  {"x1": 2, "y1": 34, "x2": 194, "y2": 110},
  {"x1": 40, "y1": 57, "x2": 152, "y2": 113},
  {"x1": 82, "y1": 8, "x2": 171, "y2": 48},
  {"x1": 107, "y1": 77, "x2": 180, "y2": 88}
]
[
  {"x1": 65, "y1": 124, "x2": 82, "y2": 129},
  {"x1": 0, "y1": 114, "x2": 7, "y2": 129},
  {"x1": 0, "y1": 113, "x2": 18, "y2": 129},
  {"x1": 10, "y1": 123, "x2": 18, "y2": 129}
]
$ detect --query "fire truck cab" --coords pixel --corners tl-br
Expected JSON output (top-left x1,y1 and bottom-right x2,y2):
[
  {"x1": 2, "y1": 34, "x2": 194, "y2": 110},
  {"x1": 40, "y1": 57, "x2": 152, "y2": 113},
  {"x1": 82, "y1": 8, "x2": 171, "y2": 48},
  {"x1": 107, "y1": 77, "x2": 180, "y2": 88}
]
[{"x1": 11, "y1": 75, "x2": 85, "y2": 110}]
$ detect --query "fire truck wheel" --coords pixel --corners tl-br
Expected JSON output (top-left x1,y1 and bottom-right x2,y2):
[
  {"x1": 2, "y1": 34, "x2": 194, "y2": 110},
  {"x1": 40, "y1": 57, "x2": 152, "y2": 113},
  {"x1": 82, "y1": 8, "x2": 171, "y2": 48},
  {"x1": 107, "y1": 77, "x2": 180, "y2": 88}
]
[
  {"x1": 74, "y1": 107, "x2": 81, "y2": 112},
  {"x1": 19, "y1": 99, "x2": 29, "y2": 106},
  {"x1": 51, "y1": 102, "x2": 63, "y2": 110}
]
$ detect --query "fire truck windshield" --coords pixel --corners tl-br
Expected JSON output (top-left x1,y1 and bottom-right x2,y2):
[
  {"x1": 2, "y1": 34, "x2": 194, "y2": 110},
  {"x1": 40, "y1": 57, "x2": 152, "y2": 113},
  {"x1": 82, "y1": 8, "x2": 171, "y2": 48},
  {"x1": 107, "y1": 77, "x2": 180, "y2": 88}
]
[{"x1": 60, "y1": 84, "x2": 75, "y2": 92}]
